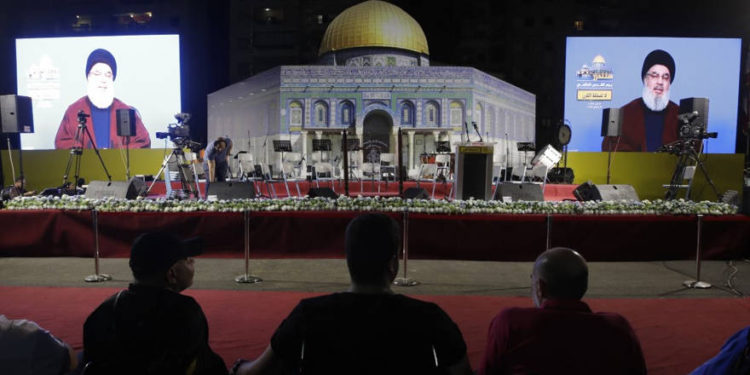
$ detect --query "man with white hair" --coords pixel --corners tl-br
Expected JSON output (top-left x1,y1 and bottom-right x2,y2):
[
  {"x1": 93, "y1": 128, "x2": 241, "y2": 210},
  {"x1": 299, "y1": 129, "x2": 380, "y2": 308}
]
[
  {"x1": 602, "y1": 49, "x2": 679, "y2": 152},
  {"x1": 55, "y1": 48, "x2": 151, "y2": 149}
]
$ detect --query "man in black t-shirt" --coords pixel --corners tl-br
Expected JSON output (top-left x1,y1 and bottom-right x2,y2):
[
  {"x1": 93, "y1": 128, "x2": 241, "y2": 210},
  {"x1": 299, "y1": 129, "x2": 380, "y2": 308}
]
[
  {"x1": 82, "y1": 232, "x2": 227, "y2": 375},
  {"x1": 235, "y1": 214, "x2": 472, "y2": 375}
]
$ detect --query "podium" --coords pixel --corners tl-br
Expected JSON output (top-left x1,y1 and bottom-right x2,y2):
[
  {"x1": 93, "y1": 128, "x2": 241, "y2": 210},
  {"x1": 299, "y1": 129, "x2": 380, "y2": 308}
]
[{"x1": 454, "y1": 142, "x2": 494, "y2": 200}]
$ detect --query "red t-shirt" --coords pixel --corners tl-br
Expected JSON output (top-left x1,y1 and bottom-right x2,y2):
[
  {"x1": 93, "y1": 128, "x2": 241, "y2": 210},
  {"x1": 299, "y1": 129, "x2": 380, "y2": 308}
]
[{"x1": 479, "y1": 299, "x2": 647, "y2": 375}]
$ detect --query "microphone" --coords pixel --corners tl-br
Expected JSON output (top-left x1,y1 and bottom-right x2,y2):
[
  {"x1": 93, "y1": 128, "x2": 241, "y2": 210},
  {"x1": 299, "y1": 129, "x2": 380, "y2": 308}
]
[
  {"x1": 464, "y1": 121, "x2": 471, "y2": 142},
  {"x1": 472, "y1": 121, "x2": 483, "y2": 142},
  {"x1": 678, "y1": 111, "x2": 699, "y2": 123}
]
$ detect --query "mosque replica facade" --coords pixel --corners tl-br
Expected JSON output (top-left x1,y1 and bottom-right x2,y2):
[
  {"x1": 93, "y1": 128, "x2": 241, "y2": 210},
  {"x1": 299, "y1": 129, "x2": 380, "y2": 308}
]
[{"x1": 208, "y1": 0, "x2": 535, "y2": 177}]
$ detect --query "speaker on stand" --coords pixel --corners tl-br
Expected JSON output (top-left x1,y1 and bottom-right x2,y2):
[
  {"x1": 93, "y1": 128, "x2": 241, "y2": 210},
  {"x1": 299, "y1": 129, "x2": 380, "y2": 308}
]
[
  {"x1": 116, "y1": 108, "x2": 136, "y2": 180},
  {"x1": 0, "y1": 95, "x2": 34, "y2": 190},
  {"x1": 601, "y1": 108, "x2": 623, "y2": 184}
]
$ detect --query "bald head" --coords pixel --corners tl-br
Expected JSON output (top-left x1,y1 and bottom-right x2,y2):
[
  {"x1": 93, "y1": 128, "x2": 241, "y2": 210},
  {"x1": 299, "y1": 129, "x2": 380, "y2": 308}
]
[{"x1": 533, "y1": 247, "x2": 588, "y2": 301}]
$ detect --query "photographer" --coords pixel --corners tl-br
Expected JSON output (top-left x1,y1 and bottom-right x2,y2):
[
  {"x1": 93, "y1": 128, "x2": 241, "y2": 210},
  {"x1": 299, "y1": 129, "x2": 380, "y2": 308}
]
[{"x1": 203, "y1": 137, "x2": 232, "y2": 183}]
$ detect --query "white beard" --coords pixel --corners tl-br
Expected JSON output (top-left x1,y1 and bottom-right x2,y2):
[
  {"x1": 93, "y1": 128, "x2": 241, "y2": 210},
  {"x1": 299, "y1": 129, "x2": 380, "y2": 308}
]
[
  {"x1": 642, "y1": 84, "x2": 669, "y2": 112},
  {"x1": 87, "y1": 82, "x2": 115, "y2": 109}
]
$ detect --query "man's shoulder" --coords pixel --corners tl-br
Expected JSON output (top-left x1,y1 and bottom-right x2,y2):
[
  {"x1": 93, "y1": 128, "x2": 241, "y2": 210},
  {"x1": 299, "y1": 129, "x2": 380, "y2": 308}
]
[
  {"x1": 65, "y1": 96, "x2": 89, "y2": 111},
  {"x1": 298, "y1": 293, "x2": 444, "y2": 317},
  {"x1": 622, "y1": 98, "x2": 643, "y2": 110},
  {"x1": 111, "y1": 98, "x2": 132, "y2": 110},
  {"x1": 302, "y1": 292, "x2": 437, "y2": 306}
]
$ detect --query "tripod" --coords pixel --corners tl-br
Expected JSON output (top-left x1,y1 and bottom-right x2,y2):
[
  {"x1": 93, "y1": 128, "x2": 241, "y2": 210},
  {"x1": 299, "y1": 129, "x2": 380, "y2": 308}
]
[
  {"x1": 146, "y1": 147, "x2": 201, "y2": 199},
  {"x1": 664, "y1": 139, "x2": 720, "y2": 201},
  {"x1": 62, "y1": 110, "x2": 112, "y2": 189}
]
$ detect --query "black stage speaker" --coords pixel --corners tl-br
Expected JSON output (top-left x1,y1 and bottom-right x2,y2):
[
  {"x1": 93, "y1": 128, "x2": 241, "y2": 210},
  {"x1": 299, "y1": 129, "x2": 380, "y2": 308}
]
[
  {"x1": 601, "y1": 107, "x2": 622, "y2": 137},
  {"x1": 207, "y1": 181, "x2": 256, "y2": 199},
  {"x1": 403, "y1": 187, "x2": 429, "y2": 199},
  {"x1": 116, "y1": 108, "x2": 136, "y2": 137},
  {"x1": 494, "y1": 183, "x2": 544, "y2": 202},
  {"x1": 85, "y1": 179, "x2": 145, "y2": 199},
  {"x1": 307, "y1": 187, "x2": 338, "y2": 199},
  {"x1": 573, "y1": 182, "x2": 639, "y2": 201},
  {"x1": 743, "y1": 186, "x2": 750, "y2": 215},
  {"x1": 0, "y1": 95, "x2": 34, "y2": 133}
]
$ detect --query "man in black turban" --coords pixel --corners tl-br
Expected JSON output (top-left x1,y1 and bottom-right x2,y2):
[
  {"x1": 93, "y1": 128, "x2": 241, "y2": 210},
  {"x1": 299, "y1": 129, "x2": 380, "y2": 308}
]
[
  {"x1": 602, "y1": 49, "x2": 680, "y2": 152},
  {"x1": 55, "y1": 48, "x2": 151, "y2": 149}
]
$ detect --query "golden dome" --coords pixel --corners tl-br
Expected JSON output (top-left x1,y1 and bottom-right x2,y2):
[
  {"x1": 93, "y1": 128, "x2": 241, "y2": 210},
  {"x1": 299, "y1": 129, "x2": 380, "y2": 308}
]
[
  {"x1": 318, "y1": 0, "x2": 429, "y2": 56},
  {"x1": 592, "y1": 55, "x2": 606, "y2": 64}
]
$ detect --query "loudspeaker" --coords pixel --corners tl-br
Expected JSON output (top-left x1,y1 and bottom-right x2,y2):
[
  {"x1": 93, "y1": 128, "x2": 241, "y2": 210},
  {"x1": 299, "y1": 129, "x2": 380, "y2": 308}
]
[
  {"x1": 494, "y1": 183, "x2": 544, "y2": 202},
  {"x1": 679, "y1": 97, "x2": 709, "y2": 131},
  {"x1": 573, "y1": 182, "x2": 639, "y2": 201},
  {"x1": 403, "y1": 187, "x2": 429, "y2": 199},
  {"x1": 116, "y1": 108, "x2": 136, "y2": 137},
  {"x1": 547, "y1": 167, "x2": 575, "y2": 184},
  {"x1": 85, "y1": 178, "x2": 145, "y2": 199},
  {"x1": 0, "y1": 95, "x2": 34, "y2": 134},
  {"x1": 207, "y1": 181, "x2": 256, "y2": 199},
  {"x1": 307, "y1": 187, "x2": 338, "y2": 199},
  {"x1": 601, "y1": 107, "x2": 622, "y2": 137}
]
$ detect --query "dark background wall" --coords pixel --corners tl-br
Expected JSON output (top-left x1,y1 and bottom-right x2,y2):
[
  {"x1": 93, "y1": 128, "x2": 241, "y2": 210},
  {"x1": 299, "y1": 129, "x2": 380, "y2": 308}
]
[{"x1": 1, "y1": 0, "x2": 749, "y2": 151}]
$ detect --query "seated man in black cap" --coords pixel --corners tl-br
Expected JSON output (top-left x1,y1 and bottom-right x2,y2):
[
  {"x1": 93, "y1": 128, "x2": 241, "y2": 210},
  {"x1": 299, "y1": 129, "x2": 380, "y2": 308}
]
[
  {"x1": 82, "y1": 232, "x2": 227, "y2": 374},
  {"x1": 603, "y1": 49, "x2": 680, "y2": 152},
  {"x1": 233, "y1": 213, "x2": 472, "y2": 375},
  {"x1": 55, "y1": 48, "x2": 151, "y2": 149}
]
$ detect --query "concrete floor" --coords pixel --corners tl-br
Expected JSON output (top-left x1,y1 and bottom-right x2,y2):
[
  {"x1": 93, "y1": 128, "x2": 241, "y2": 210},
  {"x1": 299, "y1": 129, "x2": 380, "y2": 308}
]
[{"x1": 0, "y1": 257, "x2": 748, "y2": 298}]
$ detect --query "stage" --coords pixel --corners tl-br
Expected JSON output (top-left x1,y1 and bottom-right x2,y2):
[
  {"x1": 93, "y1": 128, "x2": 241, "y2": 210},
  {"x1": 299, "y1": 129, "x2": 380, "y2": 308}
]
[{"x1": 1, "y1": 207, "x2": 748, "y2": 261}]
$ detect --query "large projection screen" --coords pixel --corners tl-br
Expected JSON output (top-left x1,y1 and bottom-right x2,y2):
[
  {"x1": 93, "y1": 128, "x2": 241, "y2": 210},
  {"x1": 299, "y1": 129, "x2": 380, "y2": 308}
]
[
  {"x1": 16, "y1": 34, "x2": 181, "y2": 150},
  {"x1": 564, "y1": 37, "x2": 741, "y2": 153}
]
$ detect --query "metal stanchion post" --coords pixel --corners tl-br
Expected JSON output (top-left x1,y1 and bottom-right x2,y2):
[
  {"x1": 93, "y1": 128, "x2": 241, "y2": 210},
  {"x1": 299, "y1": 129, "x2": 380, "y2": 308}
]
[
  {"x1": 546, "y1": 214, "x2": 552, "y2": 250},
  {"x1": 236, "y1": 210, "x2": 262, "y2": 283},
  {"x1": 85, "y1": 209, "x2": 112, "y2": 282},
  {"x1": 394, "y1": 211, "x2": 419, "y2": 287},
  {"x1": 683, "y1": 214, "x2": 711, "y2": 289}
]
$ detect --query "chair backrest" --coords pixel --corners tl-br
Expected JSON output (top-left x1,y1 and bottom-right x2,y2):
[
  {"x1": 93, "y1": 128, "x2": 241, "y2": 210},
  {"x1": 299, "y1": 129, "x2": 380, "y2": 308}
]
[
  {"x1": 435, "y1": 154, "x2": 450, "y2": 165},
  {"x1": 315, "y1": 162, "x2": 333, "y2": 173},
  {"x1": 284, "y1": 152, "x2": 302, "y2": 163},
  {"x1": 361, "y1": 162, "x2": 380, "y2": 173},
  {"x1": 418, "y1": 163, "x2": 438, "y2": 180},
  {"x1": 379, "y1": 153, "x2": 395, "y2": 164}
]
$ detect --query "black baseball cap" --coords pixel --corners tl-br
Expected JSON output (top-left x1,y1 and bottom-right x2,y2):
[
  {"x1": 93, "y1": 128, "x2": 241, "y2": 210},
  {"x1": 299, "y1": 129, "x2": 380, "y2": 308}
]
[{"x1": 129, "y1": 232, "x2": 203, "y2": 278}]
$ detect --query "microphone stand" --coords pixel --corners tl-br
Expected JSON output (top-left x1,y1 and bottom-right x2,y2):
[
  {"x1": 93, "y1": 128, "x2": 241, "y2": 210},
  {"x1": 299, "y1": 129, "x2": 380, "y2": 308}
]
[{"x1": 472, "y1": 121, "x2": 483, "y2": 143}]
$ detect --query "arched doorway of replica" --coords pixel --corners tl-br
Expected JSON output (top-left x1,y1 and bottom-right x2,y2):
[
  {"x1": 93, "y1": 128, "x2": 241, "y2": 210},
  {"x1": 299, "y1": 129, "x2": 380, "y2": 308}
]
[{"x1": 361, "y1": 107, "x2": 394, "y2": 164}]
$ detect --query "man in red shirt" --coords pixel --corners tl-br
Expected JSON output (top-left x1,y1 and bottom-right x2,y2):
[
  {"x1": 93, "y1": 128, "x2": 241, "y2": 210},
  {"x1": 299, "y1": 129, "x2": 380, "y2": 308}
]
[{"x1": 479, "y1": 247, "x2": 647, "y2": 375}]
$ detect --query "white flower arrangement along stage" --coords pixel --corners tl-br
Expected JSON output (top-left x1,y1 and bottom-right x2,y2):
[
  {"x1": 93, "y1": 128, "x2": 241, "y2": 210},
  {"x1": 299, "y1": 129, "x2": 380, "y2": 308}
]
[{"x1": 3, "y1": 195, "x2": 739, "y2": 216}]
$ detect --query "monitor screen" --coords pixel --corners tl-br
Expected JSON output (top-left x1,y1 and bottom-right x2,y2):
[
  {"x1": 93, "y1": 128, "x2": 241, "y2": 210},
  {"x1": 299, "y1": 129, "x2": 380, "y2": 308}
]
[
  {"x1": 564, "y1": 37, "x2": 741, "y2": 153},
  {"x1": 15, "y1": 34, "x2": 181, "y2": 150}
]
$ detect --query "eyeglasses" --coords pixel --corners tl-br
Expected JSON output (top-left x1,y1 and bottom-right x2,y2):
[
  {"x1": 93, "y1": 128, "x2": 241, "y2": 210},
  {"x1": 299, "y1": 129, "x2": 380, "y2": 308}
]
[{"x1": 646, "y1": 72, "x2": 670, "y2": 81}]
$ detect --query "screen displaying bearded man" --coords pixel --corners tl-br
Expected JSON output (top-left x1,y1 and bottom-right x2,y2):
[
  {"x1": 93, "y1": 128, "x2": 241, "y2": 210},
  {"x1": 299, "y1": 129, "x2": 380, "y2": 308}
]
[
  {"x1": 602, "y1": 49, "x2": 679, "y2": 152},
  {"x1": 55, "y1": 48, "x2": 151, "y2": 149}
]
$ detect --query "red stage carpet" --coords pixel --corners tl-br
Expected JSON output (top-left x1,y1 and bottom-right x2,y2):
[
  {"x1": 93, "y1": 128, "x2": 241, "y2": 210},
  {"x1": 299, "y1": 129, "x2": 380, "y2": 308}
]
[{"x1": 1, "y1": 286, "x2": 748, "y2": 374}]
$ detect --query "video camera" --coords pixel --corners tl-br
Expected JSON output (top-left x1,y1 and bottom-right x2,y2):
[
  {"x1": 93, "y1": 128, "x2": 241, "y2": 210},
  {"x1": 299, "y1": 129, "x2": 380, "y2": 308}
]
[
  {"x1": 156, "y1": 113, "x2": 201, "y2": 152},
  {"x1": 678, "y1": 98, "x2": 717, "y2": 140}
]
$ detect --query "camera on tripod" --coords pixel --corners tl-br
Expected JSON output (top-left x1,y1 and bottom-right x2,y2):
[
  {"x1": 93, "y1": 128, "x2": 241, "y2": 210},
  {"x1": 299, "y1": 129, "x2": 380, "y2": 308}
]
[
  {"x1": 156, "y1": 113, "x2": 201, "y2": 152},
  {"x1": 678, "y1": 98, "x2": 717, "y2": 140}
]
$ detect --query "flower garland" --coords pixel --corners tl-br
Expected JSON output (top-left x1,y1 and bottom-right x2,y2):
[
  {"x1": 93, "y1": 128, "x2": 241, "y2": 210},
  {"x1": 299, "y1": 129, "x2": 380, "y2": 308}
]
[{"x1": 2, "y1": 195, "x2": 739, "y2": 216}]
